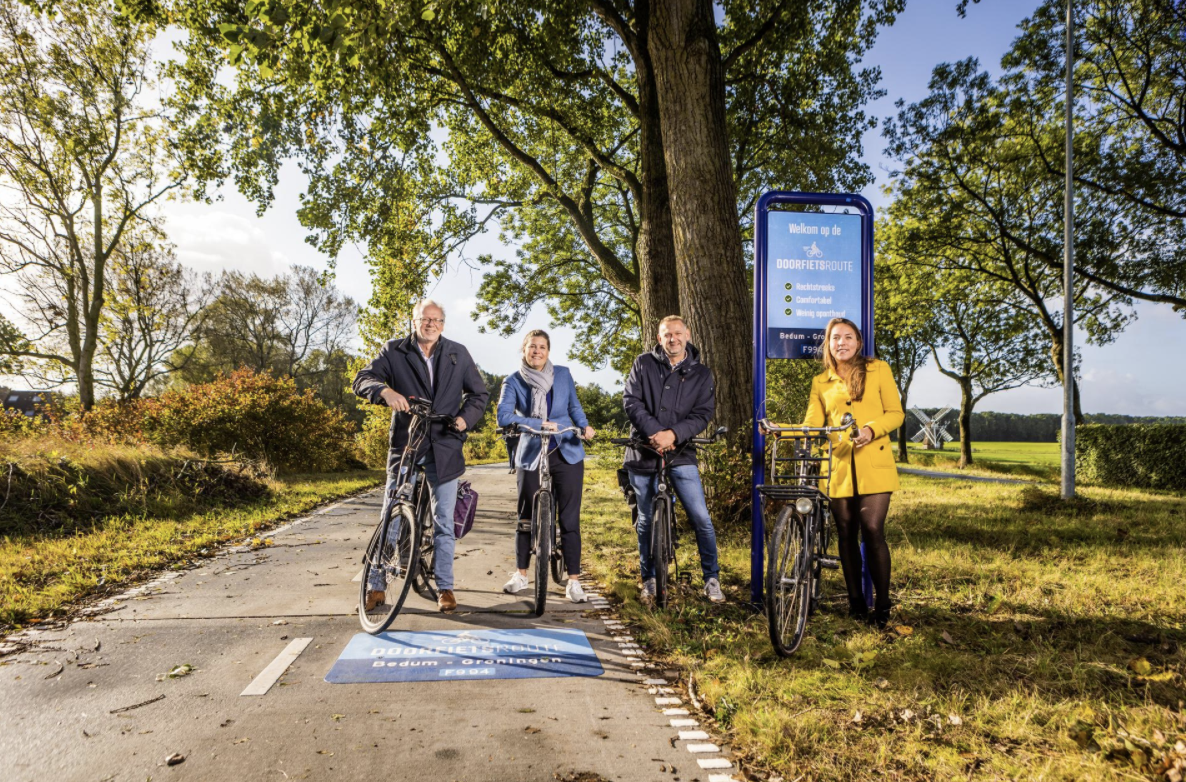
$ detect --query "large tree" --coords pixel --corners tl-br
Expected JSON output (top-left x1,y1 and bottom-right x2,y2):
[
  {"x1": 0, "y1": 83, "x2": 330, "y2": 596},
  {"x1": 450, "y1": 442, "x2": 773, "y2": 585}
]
[
  {"x1": 0, "y1": 0, "x2": 186, "y2": 408},
  {"x1": 882, "y1": 59, "x2": 1137, "y2": 423},
  {"x1": 96, "y1": 235, "x2": 212, "y2": 400},
  {"x1": 165, "y1": 0, "x2": 899, "y2": 435}
]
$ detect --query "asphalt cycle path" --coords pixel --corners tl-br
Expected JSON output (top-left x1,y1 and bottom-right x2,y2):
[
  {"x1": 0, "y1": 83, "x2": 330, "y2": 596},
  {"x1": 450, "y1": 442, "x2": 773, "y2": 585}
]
[{"x1": 0, "y1": 464, "x2": 743, "y2": 782}]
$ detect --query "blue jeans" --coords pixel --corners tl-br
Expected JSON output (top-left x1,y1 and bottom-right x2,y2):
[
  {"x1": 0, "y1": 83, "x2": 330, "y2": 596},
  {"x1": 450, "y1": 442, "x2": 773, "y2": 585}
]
[
  {"x1": 370, "y1": 452, "x2": 458, "y2": 592},
  {"x1": 628, "y1": 465, "x2": 719, "y2": 583}
]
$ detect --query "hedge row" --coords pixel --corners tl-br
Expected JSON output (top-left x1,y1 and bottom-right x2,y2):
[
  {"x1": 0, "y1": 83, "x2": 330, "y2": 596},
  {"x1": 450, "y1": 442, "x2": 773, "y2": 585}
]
[{"x1": 1076, "y1": 424, "x2": 1186, "y2": 491}]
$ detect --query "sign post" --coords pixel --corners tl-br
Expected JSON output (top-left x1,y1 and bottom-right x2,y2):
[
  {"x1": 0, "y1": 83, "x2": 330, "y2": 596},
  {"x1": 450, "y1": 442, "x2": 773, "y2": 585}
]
[{"x1": 751, "y1": 191, "x2": 875, "y2": 605}]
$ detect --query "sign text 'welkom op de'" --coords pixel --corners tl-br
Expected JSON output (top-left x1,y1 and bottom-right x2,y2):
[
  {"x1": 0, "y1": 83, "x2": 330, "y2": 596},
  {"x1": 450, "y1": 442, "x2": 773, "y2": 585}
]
[{"x1": 751, "y1": 191, "x2": 875, "y2": 603}]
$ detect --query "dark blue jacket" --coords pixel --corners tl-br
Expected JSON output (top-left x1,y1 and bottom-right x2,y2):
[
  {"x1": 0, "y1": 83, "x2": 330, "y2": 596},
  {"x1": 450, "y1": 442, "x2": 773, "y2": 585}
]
[
  {"x1": 352, "y1": 334, "x2": 489, "y2": 484},
  {"x1": 622, "y1": 343, "x2": 716, "y2": 473},
  {"x1": 497, "y1": 366, "x2": 589, "y2": 469}
]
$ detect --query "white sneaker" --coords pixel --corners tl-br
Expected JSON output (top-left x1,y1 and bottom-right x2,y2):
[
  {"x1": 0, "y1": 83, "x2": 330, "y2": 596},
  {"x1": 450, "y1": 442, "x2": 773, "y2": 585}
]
[
  {"x1": 502, "y1": 571, "x2": 529, "y2": 594},
  {"x1": 704, "y1": 577, "x2": 725, "y2": 604},
  {"x1": 565, "y1": 580, "x2": 587, "y2": 603},
  {"x1": 640, "y1": 578, "x2": 657, "y2": 606}
]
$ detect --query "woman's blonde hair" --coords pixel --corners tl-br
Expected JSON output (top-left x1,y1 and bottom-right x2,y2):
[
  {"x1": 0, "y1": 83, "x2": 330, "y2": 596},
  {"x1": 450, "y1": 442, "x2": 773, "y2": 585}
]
[{"x1": 822, "y1": 317, "x2": 867, "y2": 401}]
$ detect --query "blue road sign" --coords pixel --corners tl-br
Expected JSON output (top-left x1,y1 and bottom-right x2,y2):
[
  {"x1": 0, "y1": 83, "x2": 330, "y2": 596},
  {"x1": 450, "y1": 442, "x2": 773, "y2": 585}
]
[
  {"x1": 325, "y1": 628, "x2": 604, "y2": 684},
  {"x1": 751, "y1": 191, "x2": 875, "y2": 605}
]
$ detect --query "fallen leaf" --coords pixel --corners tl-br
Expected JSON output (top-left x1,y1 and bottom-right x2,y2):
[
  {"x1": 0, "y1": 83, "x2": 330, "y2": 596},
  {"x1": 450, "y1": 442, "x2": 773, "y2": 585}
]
[
  {"x1": 317, "y1": 750, "x2": 333, "y2": 756},
  {"x1": 893, "y1": 625, "x2": 913, "y2": 636},
  {"x1": 332, "y1": 714, "x2": 345, "y2": 722},
  {"x1": 165, "y1": 753, "x2": 185, "y2": 766},
  {"x1": 524, "y1": 726, "x2": 541, "y2": 734},
  {"x1": 272, "y1": 620, "x2": 288, "y2": 626},
  {"x1": 233, "y1": 737, "x2": 250, "y2": 745},
  {"x1": 156, "y1": 663, "x2": 194, "y2": 681},
  {"x1": 948, "y1": 714, "x2": 962, "y2": 726},
  {"x1": 822, "y1": 658, "x2": 841, "y2": 669},
  {"x1": 1128, "y1": 657, "x2": 1153, "y2": 676},
  {"x1": 900, "y1": 709, "x2": 915, "y2": 722},
  {"x1": 873, "y1": 677, "x2": 889, "y2": 689},
  {"x1": 852, "y1": 710, "x2": 863, "y2": 724},
  {"x1": 940, "y1": 630, "x2": 956, "y2": 645}
]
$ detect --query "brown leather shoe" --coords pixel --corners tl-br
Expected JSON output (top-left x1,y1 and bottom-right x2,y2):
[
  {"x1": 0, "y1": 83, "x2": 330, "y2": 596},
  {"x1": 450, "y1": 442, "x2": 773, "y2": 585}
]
[
  {"x1": 437, "y1": 589, "x2": 457, "y2": 612},
  {"x1": 364, "y1": 590, "x2": 386, "y2": 611}
]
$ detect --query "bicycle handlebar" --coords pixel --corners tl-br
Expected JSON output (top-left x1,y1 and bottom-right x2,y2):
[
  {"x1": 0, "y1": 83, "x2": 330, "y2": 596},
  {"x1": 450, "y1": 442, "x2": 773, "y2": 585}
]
[
  {"x1": 501, "y1": 423, "x2": 586, "y2": 440},
  {"x1": 609, "y1": 425, "x2": 727, "y2": 454},
  {"x1": 758, "y1": 416, "x2": 859, "y2": 438}
]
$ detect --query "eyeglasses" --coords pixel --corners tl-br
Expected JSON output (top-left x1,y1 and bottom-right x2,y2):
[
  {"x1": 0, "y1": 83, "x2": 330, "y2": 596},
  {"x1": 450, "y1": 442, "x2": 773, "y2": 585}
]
[{"x1": 415, "y1": 317, "x2": 445, "y2": 326}]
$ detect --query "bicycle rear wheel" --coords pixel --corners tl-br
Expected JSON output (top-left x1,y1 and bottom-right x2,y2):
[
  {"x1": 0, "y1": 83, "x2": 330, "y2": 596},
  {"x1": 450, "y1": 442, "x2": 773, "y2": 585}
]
[
  {"x1": 651, "y1": 497, "x2": 672, "y2": 609},
  {"x1": 766, "y1": 505, "x2": 812, "y2": 656},
  {"x1": 359, "y1": 502, "x2": 419, "y2": 634},
  {"x1": 532, "y1": 491, "x2": 554, "y2": 616}
]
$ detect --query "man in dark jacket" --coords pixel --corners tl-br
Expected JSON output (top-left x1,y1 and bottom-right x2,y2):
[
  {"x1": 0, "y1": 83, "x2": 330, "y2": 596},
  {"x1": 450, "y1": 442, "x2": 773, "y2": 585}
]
[
  {"x1": 353, "y1": 299, "x2": 489, "y2": 612},
  {"x1": 622, "y1": 315, "x2": 724, "y2": 604}
]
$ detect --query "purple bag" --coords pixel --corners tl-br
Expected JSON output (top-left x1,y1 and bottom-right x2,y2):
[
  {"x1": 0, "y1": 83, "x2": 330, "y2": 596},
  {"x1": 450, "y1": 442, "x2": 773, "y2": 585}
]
[{"x1": 454, "y1": 480, "x2": 478, "y2": 539}]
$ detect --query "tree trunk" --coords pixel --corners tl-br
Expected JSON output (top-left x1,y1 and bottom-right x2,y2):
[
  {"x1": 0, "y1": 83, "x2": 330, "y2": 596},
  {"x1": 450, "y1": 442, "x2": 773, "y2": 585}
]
[
  {"x1": 647, "y1": 0, "x2": 752, "y2": 439},
  {"x1": 1048, "y1": 330, "x2": 1083, "y2": 424},
  {"x1": 634, "y1": 41, "x2": 681, "y2": 337},
  {"x1": 958, "y1": 379, "x2": 974, "y2": 468}
]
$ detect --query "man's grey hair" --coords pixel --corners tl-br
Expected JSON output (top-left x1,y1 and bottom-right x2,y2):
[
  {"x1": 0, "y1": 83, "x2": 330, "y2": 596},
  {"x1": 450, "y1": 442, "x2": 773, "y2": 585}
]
[{"x1": 413, "y1": 298, "x2": 446, "y2": 320}]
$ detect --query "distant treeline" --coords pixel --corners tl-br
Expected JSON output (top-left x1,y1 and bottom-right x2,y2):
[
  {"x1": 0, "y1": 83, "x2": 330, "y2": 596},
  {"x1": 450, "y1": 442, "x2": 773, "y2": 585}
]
[{"x1": 904, "y1": 410, "x2": 1186, "y2": 443}]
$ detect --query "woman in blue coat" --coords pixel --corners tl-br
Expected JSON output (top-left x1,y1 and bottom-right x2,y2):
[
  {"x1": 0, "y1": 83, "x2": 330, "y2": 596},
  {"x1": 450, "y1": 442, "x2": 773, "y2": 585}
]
[{"x1": 497, "y1": 330, "x2": 596, "y2": 603}]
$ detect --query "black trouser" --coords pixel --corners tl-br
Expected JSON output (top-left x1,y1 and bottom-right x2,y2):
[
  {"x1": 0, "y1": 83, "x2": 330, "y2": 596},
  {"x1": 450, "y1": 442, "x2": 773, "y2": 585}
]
[{"x1": 516, "y1": 450, "x2": 584, "y2": 576}]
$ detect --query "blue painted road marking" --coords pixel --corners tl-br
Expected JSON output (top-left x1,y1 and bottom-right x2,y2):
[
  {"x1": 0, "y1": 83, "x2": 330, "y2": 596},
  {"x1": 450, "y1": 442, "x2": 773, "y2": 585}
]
[{"x1": 325, "y1": 628, "x2": 604, "y2": 683}]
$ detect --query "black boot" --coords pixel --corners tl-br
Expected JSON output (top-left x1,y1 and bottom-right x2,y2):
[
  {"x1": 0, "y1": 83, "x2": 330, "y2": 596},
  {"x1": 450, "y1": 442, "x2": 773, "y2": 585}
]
[
  {"x1": 869, "y1": 604, "x2": 891, "y2": 629},
  {"x1": 848, "y1": 599, "x2": 869, "y2": 622}
]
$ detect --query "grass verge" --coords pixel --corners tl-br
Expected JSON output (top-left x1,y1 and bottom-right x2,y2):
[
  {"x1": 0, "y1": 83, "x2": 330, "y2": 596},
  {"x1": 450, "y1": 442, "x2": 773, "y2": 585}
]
[
  {"x1": 0, "y1": 455, "x2": 382, "y2": 630},
  {"x1": 580, "y1": 457, "x2": 1186, "y2": 781}
]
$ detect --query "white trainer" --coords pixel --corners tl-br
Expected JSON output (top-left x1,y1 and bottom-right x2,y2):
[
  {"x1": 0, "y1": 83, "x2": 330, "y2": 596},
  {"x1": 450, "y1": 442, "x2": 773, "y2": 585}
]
[
  {"x1": 565, "y1": 580, "x2": 587, "y2": 603},
  {"x1": 640, "y1": 578, "x2": 657, "y2": 606},
  {"x1": 502, "y1": 571, "x2": 529, "y2": 594}
]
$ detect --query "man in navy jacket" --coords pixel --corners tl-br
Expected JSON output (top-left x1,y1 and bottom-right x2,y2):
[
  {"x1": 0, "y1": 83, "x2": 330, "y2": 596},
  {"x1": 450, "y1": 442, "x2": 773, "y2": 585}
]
[
  {"x1": 622, "y1": 315, "x2": 724, "y2": 604},
  {"x1": 353, "y1": 299, "x2": 489, "y2": 612}
]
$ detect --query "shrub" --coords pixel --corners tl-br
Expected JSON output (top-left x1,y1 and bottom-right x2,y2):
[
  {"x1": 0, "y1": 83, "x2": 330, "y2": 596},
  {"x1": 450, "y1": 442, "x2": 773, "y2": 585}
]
[
  {"x1": 0, "y1": 440, "x2": 268, "y2": 536},
  {"x1": 462, "y1": 413, "x2": 506, "y2": 463},
  {"x1": 1076, "y1": 423, "x2": 1186, "y2": 491},
  {"x1": 356, "y1": 408, "x2": 391, "y2": 470},
  {"x1": 145, "y1": 369, "x2": 358, "y2": 473},
  {"x1": 698, "y1": 443, "x2": 752, "y2": 531}
]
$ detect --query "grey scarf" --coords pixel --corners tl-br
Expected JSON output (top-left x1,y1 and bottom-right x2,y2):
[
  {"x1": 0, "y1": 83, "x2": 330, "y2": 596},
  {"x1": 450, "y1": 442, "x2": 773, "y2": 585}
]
[{"x1": 519, "y1": 359, "x2": 554, "y2": 421}]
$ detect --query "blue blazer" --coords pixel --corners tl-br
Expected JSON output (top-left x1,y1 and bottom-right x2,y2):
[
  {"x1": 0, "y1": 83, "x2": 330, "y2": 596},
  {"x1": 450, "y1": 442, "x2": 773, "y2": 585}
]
[{"x1": 497, "y1": 366, "x2": 589, "y2": 470}]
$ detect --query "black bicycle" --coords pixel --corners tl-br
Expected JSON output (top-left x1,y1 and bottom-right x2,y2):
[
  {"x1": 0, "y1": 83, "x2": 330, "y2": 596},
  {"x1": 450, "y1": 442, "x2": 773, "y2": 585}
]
[
  {"x1": 612, "y1": 426, "x2": 726, "y2": 608},
  {"x1": 358, "y1": 397, "x2": 456, "y2": 634},
  {"x1": 502, "y1": 423, "x2": 583, "y2": 616},
  {"x1": 757, "y1": 413, "x2": 858, "y2": 656}
]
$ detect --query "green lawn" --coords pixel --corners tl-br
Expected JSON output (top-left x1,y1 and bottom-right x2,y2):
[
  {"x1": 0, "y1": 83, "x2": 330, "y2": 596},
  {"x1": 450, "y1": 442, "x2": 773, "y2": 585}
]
[
  {"x1": 580, "y1": 457, "x2": 1186, "y2": 781},
  {"x1": 0, "y1": 470, "x2": 383, "y2": 629},
  {"x1": 907, "y1": 440, "x2": 1061, "y2": 465}
]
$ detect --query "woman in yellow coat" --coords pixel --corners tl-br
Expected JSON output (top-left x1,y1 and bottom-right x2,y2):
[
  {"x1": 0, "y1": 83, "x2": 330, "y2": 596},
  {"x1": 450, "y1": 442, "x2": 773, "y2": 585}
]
[{"x1": 803, "y1": 317, "x2": 904, "y2": 627}]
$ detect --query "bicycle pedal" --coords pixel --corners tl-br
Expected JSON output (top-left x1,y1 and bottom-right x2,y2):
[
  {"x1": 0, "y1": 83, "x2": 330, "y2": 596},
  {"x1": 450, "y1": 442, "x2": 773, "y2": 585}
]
[{"x1": 818, "y1": 556, "x2": 840, "y2": 570}]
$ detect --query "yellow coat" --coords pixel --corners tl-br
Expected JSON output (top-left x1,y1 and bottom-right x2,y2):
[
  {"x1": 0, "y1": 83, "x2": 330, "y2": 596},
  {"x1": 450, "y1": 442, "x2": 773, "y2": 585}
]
[{"x1": 802, "y1": 358, "x2": 904, "y2": 498}]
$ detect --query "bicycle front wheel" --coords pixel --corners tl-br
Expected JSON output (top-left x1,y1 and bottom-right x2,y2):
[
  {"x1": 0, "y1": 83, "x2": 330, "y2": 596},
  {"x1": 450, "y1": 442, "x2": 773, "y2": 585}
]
[
  {"x1": 766, "y1": 505, "x2": 812, "y2": 656},
  {"x1": 550, "y1": 516, "x2": 568, "y2": 586},
  {"x1": 359, "y1": 502, "x2": 420, "y2": 634},
  {"x1": 532, "y1": 491, "x2": 554, "y2": 616},
  {"x1": 651, "y1": 497, "x2": 672, "y2": 609},
  {"x1": 411, "y1": 494, "x2": 438, "y2": 602}
]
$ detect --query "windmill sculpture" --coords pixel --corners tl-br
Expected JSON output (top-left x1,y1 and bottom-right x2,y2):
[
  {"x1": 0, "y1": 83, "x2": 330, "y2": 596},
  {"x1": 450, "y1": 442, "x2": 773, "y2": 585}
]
[{"x1": 909, "y1": 407, "x2": 954, "y2": 450}]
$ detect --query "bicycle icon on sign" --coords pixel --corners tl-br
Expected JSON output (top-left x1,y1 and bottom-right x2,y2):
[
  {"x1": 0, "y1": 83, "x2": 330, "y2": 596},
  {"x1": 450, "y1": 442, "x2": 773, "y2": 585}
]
[{"x1": 804, "y1": 242, "x2": 823, "y2": 258}]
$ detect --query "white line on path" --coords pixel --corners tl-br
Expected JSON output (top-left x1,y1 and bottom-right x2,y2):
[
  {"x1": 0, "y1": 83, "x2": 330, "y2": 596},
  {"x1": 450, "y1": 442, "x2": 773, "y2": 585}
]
[
  {"x1": 687, "y1": 744, "x2": 721, "y2": 753},
  {"x1": 698, "y1": 758, "x2": 733, "y2": 770},
  {"x1": 352, "y1": 568, "x2": 364, "y2": 583},
  {"x1": 241, "y1": 638, "x2": 313, "y2": 696},
  {"x1": 679, "y1": 731, "x2": 710, "y2": 741},
  {"x1": 670, "y1": 718, "x2": 698, "y2": 728}
]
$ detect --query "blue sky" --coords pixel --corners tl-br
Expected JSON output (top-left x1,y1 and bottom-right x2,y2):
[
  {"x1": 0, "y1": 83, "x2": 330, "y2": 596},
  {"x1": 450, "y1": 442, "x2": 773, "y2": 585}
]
[{"x1": 154, "y1": 0, "x2": 1185, "y2": 416}]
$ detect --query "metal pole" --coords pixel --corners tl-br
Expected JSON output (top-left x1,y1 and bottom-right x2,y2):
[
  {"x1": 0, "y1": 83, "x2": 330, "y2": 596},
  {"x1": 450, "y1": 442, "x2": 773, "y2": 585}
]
[{"x1": 1061, "y1": 0, "x2": 1076, "y2": 499}]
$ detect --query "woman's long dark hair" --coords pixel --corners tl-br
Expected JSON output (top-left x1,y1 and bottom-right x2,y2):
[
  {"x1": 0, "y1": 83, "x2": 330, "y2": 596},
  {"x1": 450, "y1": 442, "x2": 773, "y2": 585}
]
[{"x1": 821, "y1": 317, "x2": 867, "y2": 402}]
